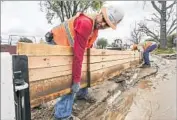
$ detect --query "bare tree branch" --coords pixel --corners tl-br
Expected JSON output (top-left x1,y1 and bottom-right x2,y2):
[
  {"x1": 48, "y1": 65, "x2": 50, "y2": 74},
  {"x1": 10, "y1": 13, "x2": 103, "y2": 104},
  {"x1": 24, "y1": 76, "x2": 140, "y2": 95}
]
[
  {"x1": 166, "y1": 7, "x2": 174, "y2": 22},
  {"x1": 151, "y1": 1, "x2": 161, "y2": 14},
  {"x1": 80, "y1": 2, "x2": 92, "y2": 12},
  {"x1": 152, "y1": 13, "x2": 160, "y2": 20},
  {"x1": 58, "y1": 1, "x2": 65, "y2": 22},
  {"x1": 46, "y1": 1, "x2": 61, "y2": 23},
  {"x1": 142, "y1": 1, "x2": 146, "y2": 9},
  {"x1": 168, "y1": 26, "x2": 177, "y2": 35},
  {"x1": 72, "y1": 1, "x2": 80, "y2": 16},
  {"x1": 138, "y1": 22, "x2": 159, "y2": 42},
  {"x1": 63, "y1": 2, "x2": 70, "y2": 19},
  {"x1": 66, "y1": 1, "x2": 71, "y2": 17},
  {"x1": 130, "y1": 22, "x2": 144, "y2": 44},
  {"x1": 78, "y1": 2, "x2": 85, "y2": 12},
  {"x1": 166, "y1": 1, "x2": 177, "y2": 9},
  {"x1": 167, "y1": 18, "x2": 177, "y2": 35},
  {"x1": 145, "y1": 18, "x2": 160, "y2": 24}
]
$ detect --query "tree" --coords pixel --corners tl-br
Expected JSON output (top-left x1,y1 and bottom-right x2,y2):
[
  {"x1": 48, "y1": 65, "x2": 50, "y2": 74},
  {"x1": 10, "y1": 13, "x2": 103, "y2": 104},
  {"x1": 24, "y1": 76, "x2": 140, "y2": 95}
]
[
  {"x1": 19, "y1": 37, "x2": 33, "y2": 43},
  {"x1": 111, "y1": 39, "x2": 122, "y2": 48},
  {"x1": 138, "y1": 21, "x2": 159, "y2": 42},
  {"x1": 140, "y1": 1, "x2": 177, "y2": 49},
  {"x1": 96, "y1": 38, "x2": 108, "y2": 49},
  {"x1": 130, "y1": 22, "x2": 144, "y2": 44},
  {"x1": 40, "y1": 1, "x2": 104, "y2": 23}
]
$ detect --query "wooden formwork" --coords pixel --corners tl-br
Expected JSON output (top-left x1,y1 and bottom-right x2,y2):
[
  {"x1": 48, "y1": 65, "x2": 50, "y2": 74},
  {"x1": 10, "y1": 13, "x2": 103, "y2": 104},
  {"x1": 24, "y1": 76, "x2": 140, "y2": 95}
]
[{"x1": 17, "y1": 43, "x2": 141, "y2": 108}]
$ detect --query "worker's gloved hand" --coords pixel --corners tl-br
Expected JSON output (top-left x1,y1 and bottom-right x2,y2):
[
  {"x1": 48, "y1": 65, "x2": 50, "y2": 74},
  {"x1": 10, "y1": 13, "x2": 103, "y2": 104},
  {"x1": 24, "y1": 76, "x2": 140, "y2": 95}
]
[{"x1": 71, "y1": 82, "x2": 80, "y2": 94}]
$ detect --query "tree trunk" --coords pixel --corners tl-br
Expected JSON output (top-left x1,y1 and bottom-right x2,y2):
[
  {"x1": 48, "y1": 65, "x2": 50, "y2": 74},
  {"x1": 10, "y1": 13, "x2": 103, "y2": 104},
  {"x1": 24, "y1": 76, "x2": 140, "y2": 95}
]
[{"x1": 160, "y1": 1, "x2": 167, "y2": 49}]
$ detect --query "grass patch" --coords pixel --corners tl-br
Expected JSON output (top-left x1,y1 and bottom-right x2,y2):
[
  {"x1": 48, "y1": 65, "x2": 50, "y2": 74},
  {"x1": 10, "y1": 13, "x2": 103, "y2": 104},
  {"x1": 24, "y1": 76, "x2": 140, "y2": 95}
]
[{"x1": 153, "y1": 48, "x2": 176, "y2": 55}]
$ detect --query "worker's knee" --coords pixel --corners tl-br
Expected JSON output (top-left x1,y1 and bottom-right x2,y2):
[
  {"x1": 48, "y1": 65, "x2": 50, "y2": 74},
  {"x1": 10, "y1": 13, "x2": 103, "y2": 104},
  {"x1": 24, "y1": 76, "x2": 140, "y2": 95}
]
[{"x1": 143, "y1": 51, "x2": 148, "y2": 55}]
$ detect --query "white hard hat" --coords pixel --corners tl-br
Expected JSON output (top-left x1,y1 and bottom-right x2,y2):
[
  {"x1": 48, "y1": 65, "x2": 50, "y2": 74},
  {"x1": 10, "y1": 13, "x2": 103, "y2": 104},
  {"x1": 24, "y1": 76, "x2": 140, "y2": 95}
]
[
  {"x1": 130, "y1": 45, "x2": 134, "y2": 50},
  {"x1": 101, "y1": 4, "x2": 124, "y2": 30}
]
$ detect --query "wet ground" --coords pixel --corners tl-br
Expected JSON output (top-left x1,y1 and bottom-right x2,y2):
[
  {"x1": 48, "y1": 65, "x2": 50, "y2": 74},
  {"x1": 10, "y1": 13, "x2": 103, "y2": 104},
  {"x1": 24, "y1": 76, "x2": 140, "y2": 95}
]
[
  {"x1": 31, "y1": 55, "x2": 176, "y2": 120},
  {"x1": 125, "y1": 55, "x2": 177, "y2": 120}
]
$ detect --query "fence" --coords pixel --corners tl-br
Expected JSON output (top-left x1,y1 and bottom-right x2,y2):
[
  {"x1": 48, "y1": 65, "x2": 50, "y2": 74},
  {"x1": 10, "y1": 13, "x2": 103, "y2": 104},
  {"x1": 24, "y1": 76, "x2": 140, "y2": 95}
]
[{"x1": 17, "y1": 42, "x2": 142, "y2": 108}]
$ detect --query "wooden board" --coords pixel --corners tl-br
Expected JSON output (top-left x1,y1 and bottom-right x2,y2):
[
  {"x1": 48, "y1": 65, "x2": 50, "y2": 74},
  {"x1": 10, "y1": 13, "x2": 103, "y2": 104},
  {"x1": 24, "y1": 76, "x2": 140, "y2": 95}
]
[
  {"x1": 30, "y1": 73, "x2": 87, "y2": 100},
  {"x1": 17, "y1": 42, "x2": 73, "y2": 56},
  {"x1": 27, "y1": 55, "x2": 135, "y2": 69},
  {"x1": 29, "y1": 59, "x2": 139, "y2": 100},
  {"x1": 30, "y1": 59, "x2": 140, "y2": 107},
  {"x1": 29, "y1": 57, "x2": 140, "y2": 81},
  {"x1": 17, "y1": 42, "x2": 137, "y2": 56},
  {"x1": 94, "y1": 49, "x2": 135, "y2": 56}
]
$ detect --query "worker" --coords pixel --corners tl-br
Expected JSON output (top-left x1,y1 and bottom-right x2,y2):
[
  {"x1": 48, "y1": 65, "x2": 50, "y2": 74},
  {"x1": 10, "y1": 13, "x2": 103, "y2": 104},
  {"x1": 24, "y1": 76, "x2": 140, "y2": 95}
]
[
  {"x1": 45, "y1": 4, "x2": 124, "y2": 120},
  {"x1": 130, "y1": 41, "x2": 158, "y2": 68}
]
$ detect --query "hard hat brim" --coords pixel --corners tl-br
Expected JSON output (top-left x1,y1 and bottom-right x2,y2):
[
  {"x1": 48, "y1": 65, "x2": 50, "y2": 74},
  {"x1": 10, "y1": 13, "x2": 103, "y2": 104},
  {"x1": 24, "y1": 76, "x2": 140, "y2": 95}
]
[{"x1": 101, "y1": 7, "x2": 116, "y2": 30}]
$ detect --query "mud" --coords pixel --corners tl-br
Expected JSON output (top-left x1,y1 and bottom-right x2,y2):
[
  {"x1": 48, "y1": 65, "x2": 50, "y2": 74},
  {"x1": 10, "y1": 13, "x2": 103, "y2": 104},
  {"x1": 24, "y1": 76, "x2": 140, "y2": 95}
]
[
  {"x1": 82, "y1": 90, "x2": 136, "y2": 120},
  {"x1": 138, "y1": 80, "x2": 153, "y2": 90}
]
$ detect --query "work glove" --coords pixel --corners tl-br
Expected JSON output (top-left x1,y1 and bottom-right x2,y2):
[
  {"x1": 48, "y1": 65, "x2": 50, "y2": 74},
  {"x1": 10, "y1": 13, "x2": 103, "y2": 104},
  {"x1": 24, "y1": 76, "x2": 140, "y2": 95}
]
[{"x1": 71, "y1": 82, "x2": 80, "y2": 94}]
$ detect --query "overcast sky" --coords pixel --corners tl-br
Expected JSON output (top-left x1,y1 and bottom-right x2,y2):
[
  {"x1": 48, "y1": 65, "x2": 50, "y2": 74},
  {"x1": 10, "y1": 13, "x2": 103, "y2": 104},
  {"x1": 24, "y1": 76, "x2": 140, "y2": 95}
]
[{"x1": 1, "y1": 1, "x2": 176, "y2": 44}]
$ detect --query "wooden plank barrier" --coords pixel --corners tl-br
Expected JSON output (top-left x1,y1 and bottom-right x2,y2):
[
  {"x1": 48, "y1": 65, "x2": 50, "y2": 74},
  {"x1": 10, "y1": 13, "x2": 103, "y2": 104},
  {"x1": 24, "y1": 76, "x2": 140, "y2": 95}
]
[{"x1": 17, "y1": 43, "x2": 141, "y2": 108}]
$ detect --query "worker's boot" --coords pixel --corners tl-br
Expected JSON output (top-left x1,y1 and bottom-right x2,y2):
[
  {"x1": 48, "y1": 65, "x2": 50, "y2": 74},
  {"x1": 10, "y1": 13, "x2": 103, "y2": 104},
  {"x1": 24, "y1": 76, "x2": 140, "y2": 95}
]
[
  {"x1": 77, "y1": 94, "x2": 96, "y2": 103},
  {"x1": 69, "y1": 115, "x2": 80, "y2": 120},
  {"x1": 141, "y1": 64, "x2": 151, "y2": 68}
]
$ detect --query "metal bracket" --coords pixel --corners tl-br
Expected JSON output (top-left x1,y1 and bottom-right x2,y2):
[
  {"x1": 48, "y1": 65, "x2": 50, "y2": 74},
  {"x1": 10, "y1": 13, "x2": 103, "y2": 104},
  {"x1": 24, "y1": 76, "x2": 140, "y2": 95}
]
[
  {"x1": 14, "y1": 71, "x2": 29, "y2": 92},
  {"x1": 15, "y1": 82, "x2": 28, "y2": 92}
]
